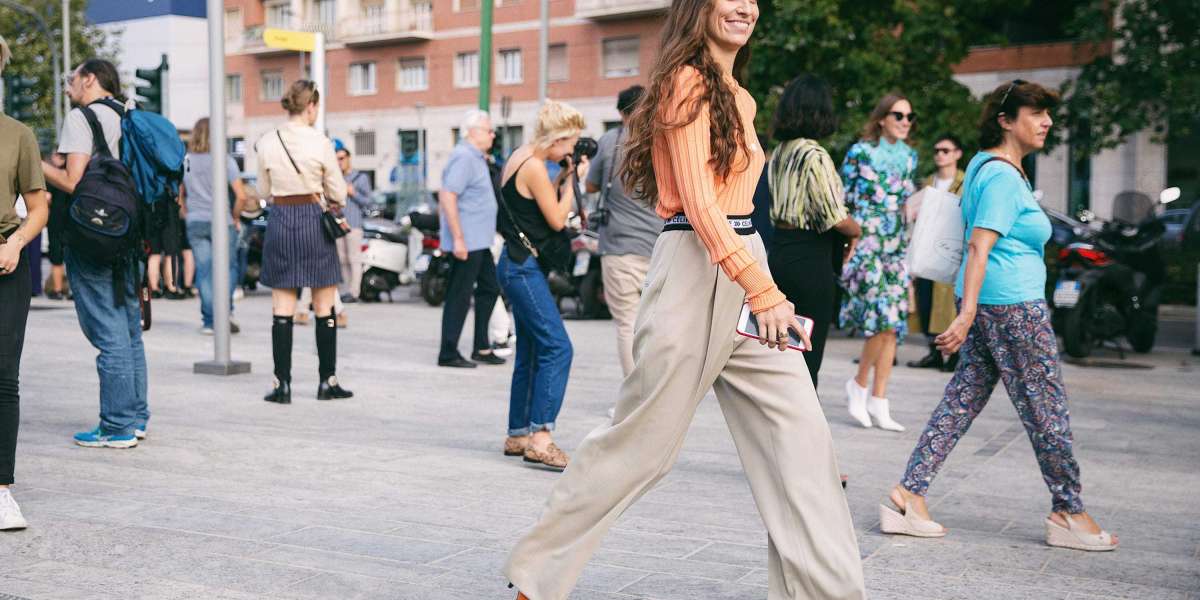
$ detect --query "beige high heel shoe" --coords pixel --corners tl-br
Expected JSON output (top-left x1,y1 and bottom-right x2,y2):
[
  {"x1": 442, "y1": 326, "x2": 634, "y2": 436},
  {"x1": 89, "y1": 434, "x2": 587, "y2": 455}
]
[
  {"x1": 879, "y1": 500, "x2": 947, "y2": 538},
  {"x1": 1045, "y1": 515, "x2": 1118, "y2": 551}
]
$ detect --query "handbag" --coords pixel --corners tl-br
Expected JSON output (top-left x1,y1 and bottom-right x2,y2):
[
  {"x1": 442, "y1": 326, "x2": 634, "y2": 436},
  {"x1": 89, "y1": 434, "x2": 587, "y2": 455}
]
[
  {"x1": 275, "y1": 130, "x2": 350, "y2": 242},
  {"x1": 495, "y1": 167, "x2": 573, "y2": 275}
]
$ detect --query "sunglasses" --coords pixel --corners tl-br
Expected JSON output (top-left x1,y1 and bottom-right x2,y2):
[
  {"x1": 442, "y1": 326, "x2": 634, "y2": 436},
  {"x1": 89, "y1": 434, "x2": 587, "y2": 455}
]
[
  {"x1": 933, "y1": 147, "x2": 957, "y2": 155},
  {"x1": 889, "y1": 111, "x2": 916, "y2": 123},
  {"x1": 997, "y1": 79, "x2": 1028, "y2": 114}
]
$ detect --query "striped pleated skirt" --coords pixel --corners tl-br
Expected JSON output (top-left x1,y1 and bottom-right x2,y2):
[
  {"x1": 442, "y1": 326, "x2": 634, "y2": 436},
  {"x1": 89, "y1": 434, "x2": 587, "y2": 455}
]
[{"x1": 260, "y1": 202, "x2": 342, "y2": 289}]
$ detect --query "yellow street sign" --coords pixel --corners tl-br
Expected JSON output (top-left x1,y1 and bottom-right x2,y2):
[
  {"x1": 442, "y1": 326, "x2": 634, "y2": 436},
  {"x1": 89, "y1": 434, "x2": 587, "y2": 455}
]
[{"x1": 263, "y1": 28, "x2": 315, "y2": 52}]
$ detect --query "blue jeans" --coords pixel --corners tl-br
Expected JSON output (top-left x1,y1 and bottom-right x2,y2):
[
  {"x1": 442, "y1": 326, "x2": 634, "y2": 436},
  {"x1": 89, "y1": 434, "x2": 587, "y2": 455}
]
[
  {"x1": 66, "y1": 249, "x2": 149, "y2": 436},
  {"x1": 186, "y1": 221, "x2": 238, "y2": 328},
  {"x1": 497, "y1": 247, "x2": 573, "y2": 436},
  {"x1": 235, "y1": 221, "x2": 252, "y2": 289}
]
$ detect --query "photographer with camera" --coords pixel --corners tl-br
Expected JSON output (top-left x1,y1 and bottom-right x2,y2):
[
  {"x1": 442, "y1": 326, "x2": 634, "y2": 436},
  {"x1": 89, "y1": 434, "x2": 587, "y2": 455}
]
[
  {"x1": 495, "y1": 101, "x2": 589, "y2": 471},
  {"x1": 585, "y1": 86, "x2": 660, "y2": 379}
]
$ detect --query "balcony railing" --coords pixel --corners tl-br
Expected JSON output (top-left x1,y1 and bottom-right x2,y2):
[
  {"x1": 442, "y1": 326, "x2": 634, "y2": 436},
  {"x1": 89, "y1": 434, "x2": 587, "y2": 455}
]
[
  {"x1": 575, "y1": 0, "x2": 670, "y2": 20},
  {"x1": 339, "y1": 8, "x2": 434, "y2": 46}
]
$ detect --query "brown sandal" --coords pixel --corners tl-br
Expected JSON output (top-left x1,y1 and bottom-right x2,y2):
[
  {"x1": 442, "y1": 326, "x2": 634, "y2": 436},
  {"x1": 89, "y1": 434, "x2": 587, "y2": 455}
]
[
  {"x1": 523, "y1": 442, "x2": 569, "y2": 470},
  {"x1": 503, "y1": 435, "x2": 529, "y2": 456}
]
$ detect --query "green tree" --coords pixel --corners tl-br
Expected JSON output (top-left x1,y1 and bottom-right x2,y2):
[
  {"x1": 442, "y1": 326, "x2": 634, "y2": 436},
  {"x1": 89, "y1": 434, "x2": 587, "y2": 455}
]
[
  {"x1": 748, "y1": 0, "x2": 1025, "y2": 172},
  {"x1": 0, "y1": 0, "x2": 118, "y2": 142},
  {"x1": 1060, "y1": 0, "x2": 1200, "y2": 157}
]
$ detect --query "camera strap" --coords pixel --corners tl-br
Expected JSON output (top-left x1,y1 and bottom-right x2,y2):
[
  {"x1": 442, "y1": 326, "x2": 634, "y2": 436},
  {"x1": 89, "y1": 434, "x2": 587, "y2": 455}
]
[{"x1": 598, "y1": 127, "x2": 623, "y2": 218}]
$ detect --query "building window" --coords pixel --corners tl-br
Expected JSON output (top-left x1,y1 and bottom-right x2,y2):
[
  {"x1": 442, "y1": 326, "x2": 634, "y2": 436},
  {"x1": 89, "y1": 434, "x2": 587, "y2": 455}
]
[
  {"x1": 455, "y1": 52, "x2": 479, "y2": 88},
  {"x1": 261, "y1": 70, "x2": 284, "y2": 101},
  {"x1": 265, "y1": 1, "x2": 293, "y2": 29},
  {"x1": 498, "y1": 49, "x2": 522, "y2": 85},
  {"x1": 455, "y1": 0, "x2": 481, "y2": 11},
  {"x1": 602, "y1": 37, "x2": 640, "y2": 78},
  {"x1": 224, "y1": 9, "x2": 243, "y2": 42},
  {"x1": 354, "y1": 130, "x2": 377, "y2": 156},
  {"x1": 494, "y1": 125, "x2": 523, "y2": 161},
  {"x1": 349, "y1": 62, "x2": 377, "y2": 95},
  {"x1": 394, "y1": 129, "x2": 426, "y2": 188},
  {"x1": 362, "y1": 2, "x2": 386, "y2": 34},
  {"x1": 548, "y1": 43, "x2": 568, "y2": 82},
  {"x1": 314, "y1": 0, "x2": 337, "y2": 32},
  {"x1": 225, "y1": 74, "x2": 242, "y2": 103},
  {"x1": 414, "y1": 1, "x2": 433, "y2": 30},
  {"x1": 398, "y1": 57, "x2": 428, "y2": 91}
]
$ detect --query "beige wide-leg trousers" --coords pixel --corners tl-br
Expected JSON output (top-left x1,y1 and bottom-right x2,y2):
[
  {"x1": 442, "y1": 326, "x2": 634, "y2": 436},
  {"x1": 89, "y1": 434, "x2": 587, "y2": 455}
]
[{"x1": 505, "y1": 230, "x2": 865, "y2": 600}]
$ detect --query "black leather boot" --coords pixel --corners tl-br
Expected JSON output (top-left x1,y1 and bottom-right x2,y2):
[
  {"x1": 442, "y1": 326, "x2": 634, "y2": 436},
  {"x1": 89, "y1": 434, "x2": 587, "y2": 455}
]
[
  {"x1": 264, "y1": 379, "x2": 291, "y2": 404},
  {"x1": 906, "y1": 344, "x2": 944, "y2": 369},
  {"x1": 317, "y1": 376, "x2": 353, "y2": 400}
]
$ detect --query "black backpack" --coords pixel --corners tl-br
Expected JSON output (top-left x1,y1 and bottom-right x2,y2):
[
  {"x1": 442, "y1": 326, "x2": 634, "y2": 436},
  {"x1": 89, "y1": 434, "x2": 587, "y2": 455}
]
[{"x1": 68, "y1": 101, "x2": 144, "y2": 306}]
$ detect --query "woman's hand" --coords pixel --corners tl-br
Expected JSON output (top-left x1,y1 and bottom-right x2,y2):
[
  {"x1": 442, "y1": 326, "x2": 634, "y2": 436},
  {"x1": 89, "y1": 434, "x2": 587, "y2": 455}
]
[
  {"x1": 843, "y1": 236, "x2": 859, "y2": 264},
  {"x1": 935, "y1": 311, "x2": 974, "y2": 354},
  {"x1": 756, "y1": 301, "x2": 812, "y2": 352},
  {"x1": 0, "y1": 241, "x2": 20, "y2": 276},
  {"x1": 575, "y1": 155, "x2": 590, "y2": 182}
]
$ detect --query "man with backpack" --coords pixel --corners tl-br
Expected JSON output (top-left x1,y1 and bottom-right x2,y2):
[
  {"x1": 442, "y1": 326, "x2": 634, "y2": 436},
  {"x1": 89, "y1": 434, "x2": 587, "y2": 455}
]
[{"x1": 41, "y1": 59, "x2": 150, "y2": 449}]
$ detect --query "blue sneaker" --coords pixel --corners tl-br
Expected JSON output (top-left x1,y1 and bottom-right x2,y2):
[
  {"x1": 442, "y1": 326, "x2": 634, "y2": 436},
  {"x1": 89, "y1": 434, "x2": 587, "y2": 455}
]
[
  {"x1": 74, "y1": 427, "x2": 138, "y2": 449},
  {"x1": 135, "y1": 423, "x2": 147, "y2": 440}
]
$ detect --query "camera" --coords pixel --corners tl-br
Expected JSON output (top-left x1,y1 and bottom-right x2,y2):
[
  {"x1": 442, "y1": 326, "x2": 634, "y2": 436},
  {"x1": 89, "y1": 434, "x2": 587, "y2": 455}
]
[{"x1": 560, "y1": 136, "x2": 598, "y2": 169}]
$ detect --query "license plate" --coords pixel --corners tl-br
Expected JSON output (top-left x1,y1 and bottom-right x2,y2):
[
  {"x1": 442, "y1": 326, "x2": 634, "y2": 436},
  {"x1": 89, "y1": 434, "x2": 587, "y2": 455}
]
[
  {"x1": 1054, "y1": 280, "x2": 1081, "y2": 308},
  {"x1": 414, "y1": 254, "x2": 431, "y2": 274},
  {"x1": 572, "y1": 252, "x2": 591, "y2": 277}
]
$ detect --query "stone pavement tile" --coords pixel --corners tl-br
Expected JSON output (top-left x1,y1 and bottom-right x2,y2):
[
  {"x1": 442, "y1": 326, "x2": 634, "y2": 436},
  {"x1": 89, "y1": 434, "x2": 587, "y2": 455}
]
[
  {"x1": 430, "y1": 547, "x2": 653, "y2": 594},
  {"x1": 613, "y1": 516, "x2": 765, "y2": 548},
  {"x1": 865, "y1": 537, "x2": 1051, "y2": 574},
  {"x1": 251, "y1": 545, "x2": 450, "y2": 582},
  {"x1": 1001, "y1": 517, "x2": 1198, "y2": 558},
  {"x1": 735, "y1": 568, "x2": 767, "y2": 587},
  {"x1": 618, "y1": 572, "x2": 779, "y2": 600},
  {"x1": 133, "y1": 505, "x2": 311, "y2": 540},
  {"x1": 267, "y1": 526, "x2": 470, "y2": 563},
  {"x1": 683, "y1": 541, "x2": 766, "y2": 569},
  {"x1": 1044, "y1": 548, "x2": 1200, "y2": 592},
  {"x1": 856, "y1": 531, "x2": 891, "y2": 559},
  {"x1": 590, "y1": 547, "x2": 754, "y2": 583},
  {"x1": 596, "y1": 529, "x2": 712, "y2": 560},
  {"x1": 2, "y1": 556, "x2": 298, "y2": 598},
  {"x1": 621, "y1": 499, "x2": 763, "y2": 534},
  {"x1": 233, "y1": 504, "x2": 415, "y2": 535},
  {"x1": 0, "y1": 573, "x2": 92, "y2": 600},
  {"x1": 275, "y1": 571, "x2": 481, "y2": 600},
  {"x1": 355, "y1": 501, "x2": 535, "y2": 538},
  {"x1": 864, "y1": 566, "x2": 1070, "y2": 600},
  {"x1": 962, "y1": 566, "x2": 1189, "y2": 600}
]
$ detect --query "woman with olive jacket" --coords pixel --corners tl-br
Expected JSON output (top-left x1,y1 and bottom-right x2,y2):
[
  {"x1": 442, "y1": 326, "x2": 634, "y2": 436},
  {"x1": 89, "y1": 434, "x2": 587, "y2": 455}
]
[{"x1": 255, "y1": 80, "x2": 352, "y2": 404}]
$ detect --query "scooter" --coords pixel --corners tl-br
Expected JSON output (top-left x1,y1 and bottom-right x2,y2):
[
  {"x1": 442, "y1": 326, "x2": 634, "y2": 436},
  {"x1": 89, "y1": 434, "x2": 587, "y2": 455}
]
[
  {"x1": 359, "y1": 214, "x2": 418, "y2": 303},
  {"x1": 409, "y1": 210, "x2": 451, "y2": 307},
  {"x1": 549, "y1": 229, "x2": 610, "y2": 319},
  {"x1": 1053, "y1": 187, "x2": 1181, "y2": 358}
]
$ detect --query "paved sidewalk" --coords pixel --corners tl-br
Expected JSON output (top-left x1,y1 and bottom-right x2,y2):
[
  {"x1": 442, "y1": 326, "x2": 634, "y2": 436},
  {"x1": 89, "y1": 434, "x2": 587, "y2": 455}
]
[{"x1": 1, "y1": 291, "x2": 1198, "y2": 599}]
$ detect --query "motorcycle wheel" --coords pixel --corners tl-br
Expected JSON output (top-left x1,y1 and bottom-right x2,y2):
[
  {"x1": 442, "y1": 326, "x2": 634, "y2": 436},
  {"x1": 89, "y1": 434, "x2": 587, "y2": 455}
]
[
  {"x1": 1128, "y1": 309, "x2": 1158, "y2": 353},
  {"x1": 1062, "y1": 290, "x2": 1095, "y2": 359},
  {"x1": 420, "y1": 260, "x2": 448, "y2": 307},
  {"x1": 360, "y1": 269, "x2": 385, "y2": 303}
]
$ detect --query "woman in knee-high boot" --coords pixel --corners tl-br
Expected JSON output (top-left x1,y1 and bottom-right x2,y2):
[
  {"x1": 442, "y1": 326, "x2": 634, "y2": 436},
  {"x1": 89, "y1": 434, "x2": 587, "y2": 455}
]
[
  {"x1": 255, "y1": 80, "x2": 353, "y2": 403},
  {"x1": 505, "y1": 1, "x2": 866, "y2": 598}
]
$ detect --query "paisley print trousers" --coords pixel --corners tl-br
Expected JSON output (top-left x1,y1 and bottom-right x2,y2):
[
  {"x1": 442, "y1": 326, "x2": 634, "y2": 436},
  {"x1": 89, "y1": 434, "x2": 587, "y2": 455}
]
[{"x1": 901, "y1": 300, "x2": 1085, "y2": 514}]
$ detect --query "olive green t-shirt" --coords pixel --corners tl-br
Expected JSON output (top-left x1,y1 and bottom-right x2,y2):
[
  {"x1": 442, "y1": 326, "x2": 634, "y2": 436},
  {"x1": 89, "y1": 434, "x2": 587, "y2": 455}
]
[{"x1": 0, "y1": 113, "x2": 46, "y2": 236}]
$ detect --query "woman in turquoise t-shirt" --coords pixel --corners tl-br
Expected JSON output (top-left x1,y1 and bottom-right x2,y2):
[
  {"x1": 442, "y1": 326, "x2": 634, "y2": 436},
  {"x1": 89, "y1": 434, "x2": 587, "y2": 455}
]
[{"x1": 881, "y1": 80, "x2": 1118, "y2": 552}]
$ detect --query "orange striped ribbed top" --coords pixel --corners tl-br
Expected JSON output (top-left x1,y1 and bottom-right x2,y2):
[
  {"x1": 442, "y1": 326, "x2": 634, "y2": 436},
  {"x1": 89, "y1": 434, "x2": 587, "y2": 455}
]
[{"x1": 653, "y1": 66, "x2": 786, "y2": 313}]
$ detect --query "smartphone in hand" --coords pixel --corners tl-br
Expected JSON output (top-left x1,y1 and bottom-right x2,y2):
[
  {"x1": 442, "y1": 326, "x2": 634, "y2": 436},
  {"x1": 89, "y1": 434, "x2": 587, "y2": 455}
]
[{"x1": 736, "y1": 302, "x2": 815, "y2": 352}]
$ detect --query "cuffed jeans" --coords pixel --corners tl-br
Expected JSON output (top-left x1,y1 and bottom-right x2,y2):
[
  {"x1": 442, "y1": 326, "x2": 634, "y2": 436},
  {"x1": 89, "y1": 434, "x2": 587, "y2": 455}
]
[
  {"x1": 497, "y1": 247, "x2": 572, "y2": 437},
  {"x1": 66, "y1": 249, "x2": 149, "y2": 436},
  {"x1": 186, "y1": 221, "x2": 238, "y2": 329},
  {"x1": 0, "y1": 252, "x2": 31, "y2": 484}
]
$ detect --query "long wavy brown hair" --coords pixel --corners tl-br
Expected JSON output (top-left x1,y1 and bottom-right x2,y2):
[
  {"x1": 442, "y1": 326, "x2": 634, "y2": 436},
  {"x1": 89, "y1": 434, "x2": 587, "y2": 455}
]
[{"x1": 620, "y1": 0, "x2": 753, "y2": 205}]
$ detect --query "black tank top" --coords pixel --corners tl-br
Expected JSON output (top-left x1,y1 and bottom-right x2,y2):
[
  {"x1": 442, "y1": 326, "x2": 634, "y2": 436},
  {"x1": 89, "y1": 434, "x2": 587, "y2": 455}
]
[{"x1": 499, "y1": 156, "x2": 558, "y2": 264}]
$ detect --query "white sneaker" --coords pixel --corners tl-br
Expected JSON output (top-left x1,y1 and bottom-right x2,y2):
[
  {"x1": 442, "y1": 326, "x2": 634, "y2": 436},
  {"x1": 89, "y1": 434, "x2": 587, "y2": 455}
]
[
  {"x1": 845, "y1": 378, "x2": 872, "y2": 428},
  {"x1": 233, "y1": 287, "x2": 245, "y2": 301},
  {"x1": 867, "y1": 396, "x2": 905, "y2": 432},
  {"x1": 200, "y1": 327, "x2": 214, "y2": 336},
  {"x1": 0, "y1": 489, "x2": 28, "y2": 531}
]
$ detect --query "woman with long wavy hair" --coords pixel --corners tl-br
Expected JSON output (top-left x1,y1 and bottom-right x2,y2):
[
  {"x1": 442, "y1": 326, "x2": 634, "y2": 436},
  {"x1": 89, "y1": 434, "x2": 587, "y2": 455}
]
[{"x1": 504, "y1": 1, "x2": 865, "y2": 598}]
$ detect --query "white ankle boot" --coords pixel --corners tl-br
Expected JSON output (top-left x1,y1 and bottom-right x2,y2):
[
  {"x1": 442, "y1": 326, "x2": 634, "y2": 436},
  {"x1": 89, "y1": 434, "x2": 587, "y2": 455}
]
[
  {"x1": 0, "y1": 489, "x2": 28, "y2": 530},
  {"x1": 845, "y1": 378, "x2": 872, "y2": 428},
  {"x1": 868, "y1": 396, "x2": 905, "y2": 432}
]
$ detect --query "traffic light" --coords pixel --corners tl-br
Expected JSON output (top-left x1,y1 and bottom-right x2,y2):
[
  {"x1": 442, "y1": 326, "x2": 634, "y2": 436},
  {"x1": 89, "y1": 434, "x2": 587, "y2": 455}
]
[
  {"x1": 135, "y1": 54, "x2": 169, "y2": 115},
  {"x1": 2, "y1": 74, "x2": 39, "y2": 122}
]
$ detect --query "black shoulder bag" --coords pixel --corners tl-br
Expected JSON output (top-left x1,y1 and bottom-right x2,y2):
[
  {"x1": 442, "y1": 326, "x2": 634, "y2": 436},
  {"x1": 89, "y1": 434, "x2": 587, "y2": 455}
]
[
  {"x1": 496, "y1": 161, "x2": 573, "y2": 275},
  {"x1": 275, "y1": 130, "x2": 349, "y2": 242}
]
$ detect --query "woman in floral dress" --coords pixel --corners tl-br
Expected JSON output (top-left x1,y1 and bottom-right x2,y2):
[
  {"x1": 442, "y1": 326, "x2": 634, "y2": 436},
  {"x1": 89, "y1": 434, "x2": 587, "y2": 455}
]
[{"x1": 840, "y1": 93, "x2": 918, "y2": 433}]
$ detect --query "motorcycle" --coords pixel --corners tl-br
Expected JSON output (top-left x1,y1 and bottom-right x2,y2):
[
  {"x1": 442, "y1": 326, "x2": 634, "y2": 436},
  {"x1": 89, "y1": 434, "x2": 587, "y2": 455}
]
[
  {"x1": 360, "y1": 215, "x2": 418, "y2": 302},
  {"x1": 409, "y1": 209, "x2": 451, "y2": 307},
  {"x1": 1052, "y1": 187, "x2": 1181, "y2": 358},
  {"x1": 239, "y1": 198, "x2": 269, "y2": 290}
]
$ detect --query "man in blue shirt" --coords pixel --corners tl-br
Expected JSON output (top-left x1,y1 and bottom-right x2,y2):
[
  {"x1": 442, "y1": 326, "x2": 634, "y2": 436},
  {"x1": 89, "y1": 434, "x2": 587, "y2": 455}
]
[{"x1": 438, "y1": 110, "x2": 503, "y2": 368}]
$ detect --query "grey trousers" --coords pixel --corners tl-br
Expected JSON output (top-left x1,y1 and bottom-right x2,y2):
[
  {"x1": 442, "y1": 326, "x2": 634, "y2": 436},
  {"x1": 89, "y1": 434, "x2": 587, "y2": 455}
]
[{"x1": 505, "y1": 231, "x2": 865, "y2": 600}]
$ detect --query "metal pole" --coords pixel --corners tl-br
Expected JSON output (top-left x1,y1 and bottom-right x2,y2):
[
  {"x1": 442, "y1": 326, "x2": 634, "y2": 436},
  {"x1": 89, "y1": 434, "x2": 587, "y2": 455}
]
[
  {"x1": 538, "y1": 0, "x2": 548, "y2": 104},
  {"x1": 196, "y1": 0, "x2": 250, "y2": 376},
  {"x1": 313, "y1": 32, "x2": 325, "y2": 133},
  {"x1": 479, "y1": 0, "x2": 492, "y2": 111},
  {"x1": 59, "y1": 0, "x2": 68, "y2": 131}
]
